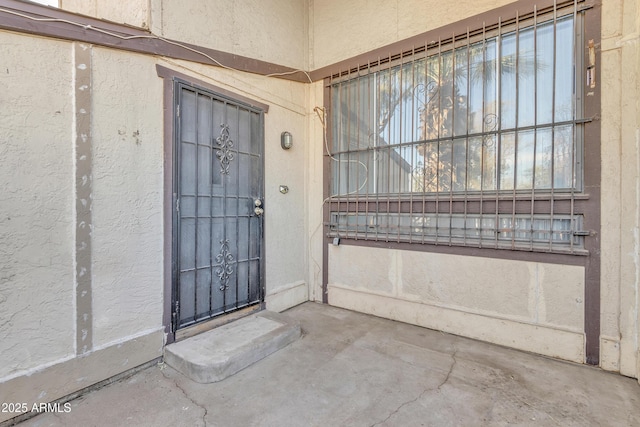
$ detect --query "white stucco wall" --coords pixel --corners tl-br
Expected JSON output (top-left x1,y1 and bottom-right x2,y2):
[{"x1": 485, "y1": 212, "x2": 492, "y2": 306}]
[
  {"x1": 161, "y1": 0, "x2": 308, "y2": 70},
  {"x1": 307, "y1": 81, "x2": 325, "y2": 303},
  {"x1": 158, "y1": 0, "x2": 308, "y2": 70},
  {"x1": 600, "y1": 0, "x2": 640, "y2": 377},
  {"x1": 310, "y1": 0, "x2": 514, "y2": 69},
  {"x1": 60, "y1": 0, "x2": 309, "y2": 70},
  {"x1": 90, "y1": 47, "x2": 164, "y2": 347},
  {"x1": 327, "y1": 245, "x2": 586, "y2": 362},
  {"x1": 0, "y1": 32, "x2": 75, "y2": 378},
  {"x1": 60, "y1": 0, "x2": 149, "y2": 29},
  {"x1": 0, "y1": 36, "x2": 310, "y2": 420}
]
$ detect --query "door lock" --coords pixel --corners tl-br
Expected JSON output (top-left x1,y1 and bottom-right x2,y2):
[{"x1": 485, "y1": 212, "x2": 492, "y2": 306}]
[{"x1": 254, "y1": 199, "x2": 263, "y2": 216}]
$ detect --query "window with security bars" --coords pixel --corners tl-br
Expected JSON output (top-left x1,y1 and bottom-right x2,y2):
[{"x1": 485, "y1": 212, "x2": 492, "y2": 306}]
[{"x1": 327, "y1": 1, "x2": 590, "y2": 254}]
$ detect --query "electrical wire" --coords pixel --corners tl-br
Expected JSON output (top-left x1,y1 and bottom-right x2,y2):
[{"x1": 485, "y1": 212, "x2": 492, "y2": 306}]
[
  {"x1": 0, "y1": 6, "x2": 351, "y2": 301},
  {"x1": 313, "y1": 106, "x2": 369, "y2": 196},
  {"x1": 307, "y1": 106, "x2": 372, "y2": 300},
  {"x1": 0, "y1": 7, "x2": 313, "y2": 83}
]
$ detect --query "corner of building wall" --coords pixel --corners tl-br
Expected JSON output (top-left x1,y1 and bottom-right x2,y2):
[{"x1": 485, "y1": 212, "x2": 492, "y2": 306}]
[
  {"x1": 265, "y1": 281, "x2": 309, "y2": 313},
  {"x1": 306, "y1": 81, "x2": 325, "y2": 303},
  {"x1": 148, "y1": 0, "x2": 163, "y2": 36},
  {"x1": 305, "y1": 0, "x2": 313, "y2": 72},
  {"x1": 600, "y1": 335, "x2": 621, "y2": 372}
]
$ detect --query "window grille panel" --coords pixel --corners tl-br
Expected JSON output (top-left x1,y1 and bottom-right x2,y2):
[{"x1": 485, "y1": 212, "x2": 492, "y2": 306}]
[{"x1": 327, "y1": 1, "x2": 588, "y2": 254}]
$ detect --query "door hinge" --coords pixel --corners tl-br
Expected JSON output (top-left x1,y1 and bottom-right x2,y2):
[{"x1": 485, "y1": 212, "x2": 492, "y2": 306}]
[
  {"x1": 171, "y1": 301, "x2": 179, "y2": 333},
  {"x1": 176, "y1": 104, "x2": 180, "y2": 118},
  {"x1": 176, "y1": 198, "x2": 180, "y2": 212}
]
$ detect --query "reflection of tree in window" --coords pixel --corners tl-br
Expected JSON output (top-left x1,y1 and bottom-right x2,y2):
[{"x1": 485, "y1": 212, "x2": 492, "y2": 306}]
[{"x1": 410, "y1": 17, "x2": 575, "y2": 194}]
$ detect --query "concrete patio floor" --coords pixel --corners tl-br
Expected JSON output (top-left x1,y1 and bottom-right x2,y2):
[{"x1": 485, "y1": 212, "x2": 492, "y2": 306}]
[{"x1": 18, "y1": 302, "x2": 640, "y2": 427}]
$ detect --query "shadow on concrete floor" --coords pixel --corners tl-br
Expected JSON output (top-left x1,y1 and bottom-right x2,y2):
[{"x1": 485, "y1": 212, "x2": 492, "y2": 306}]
[{"x1": 18, "y1": 302, "x2": 640, "y2": 427}]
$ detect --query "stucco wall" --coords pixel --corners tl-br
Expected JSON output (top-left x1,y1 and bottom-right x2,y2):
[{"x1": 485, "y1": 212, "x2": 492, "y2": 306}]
[
  {"x1": 59, "y1": 0, "x2": 148, "y2": 28},
  {"x1": 0, "y1": 32, "x2": 75, "y2": 378},
  {"x1": 309, "y1": 0, "x2": 513, "y2": 69},
  {"x1": 59, "y1": 0, "x2": 309, "y2": 70},
  {"x1": 0, "y1": 20, "x2": 309, "y2": 422},
  {"x1": 327, "y1": 245, "x2": 586, "y2": 362},
  {"x1": 307, "y1": 81, "x2": 325, "y2": 303},
  {"x1": 90, "y1": 47, "x2": 164, "y2": 347},
  {"x1": 158, "y1": 0, "x2": 308, "y2": 70},
  {"x1": 600, "y1": 0, "x2": 640, "y2": 377},
  {"x1": 0, "y1": 32, "x2": 166, "y2": 422}
]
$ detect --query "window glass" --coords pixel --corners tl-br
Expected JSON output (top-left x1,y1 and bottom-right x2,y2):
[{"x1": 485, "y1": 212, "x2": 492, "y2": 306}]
[{"x1": 328, "y1": 12, "x2": 586, "y2": 253}]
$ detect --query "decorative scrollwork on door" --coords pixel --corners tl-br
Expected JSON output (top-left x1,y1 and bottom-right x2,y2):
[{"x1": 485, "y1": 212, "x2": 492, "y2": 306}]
[
  {"x1": 215, "y1": 239, "x2": 235, "y2": 291},
  {"x1": 215, "y1": 124, "x2": 234, "y2": 175}
]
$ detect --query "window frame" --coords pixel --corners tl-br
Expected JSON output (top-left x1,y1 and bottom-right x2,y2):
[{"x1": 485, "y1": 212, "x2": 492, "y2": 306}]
[{"x1": 325, "y1": 0, "x2": 593, "y2": 256}]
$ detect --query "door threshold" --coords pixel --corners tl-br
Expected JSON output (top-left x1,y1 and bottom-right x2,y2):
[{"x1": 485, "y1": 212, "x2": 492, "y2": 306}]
[{"x1": 175, "y1": 304, "x2": 263, "y2": 342}]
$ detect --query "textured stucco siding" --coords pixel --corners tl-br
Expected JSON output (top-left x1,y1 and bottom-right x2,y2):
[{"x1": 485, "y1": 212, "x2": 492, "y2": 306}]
[
  {"x1": 328, "y1": 245, "x2": 585, "y2": 361},
  {"x1": 158, "y1": 0, "x2": 308, "y2": 70},
  {"x1": 0, "y1": 32, "x2": 75, "y2": 378},
  {"x1": 310, "y1": 0, "x2": 514, "y2": 69},
  {"x1": 90, "y1": 47, "x2": 164, "y2": 348},
  {"x1": 599, "y1": 0, "x2": 640, "y2": 376},
  {"x1": 60, "y1": 0, "x2": 149, "y2": 29},
  {"x1": 59, "y1": 0, "x2": 309, "y2": 70},
  {"x1": 263, "y1": 95, "x2": 308, "y2": 296},
  {"x1": 306, "y1": 81, "x2": 325, "y2": 303}
]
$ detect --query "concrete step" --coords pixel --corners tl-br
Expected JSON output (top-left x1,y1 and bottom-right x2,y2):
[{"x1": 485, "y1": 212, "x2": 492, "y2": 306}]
[{"x1": 164, "y1": 310, "x2": 301, "y2": 383}]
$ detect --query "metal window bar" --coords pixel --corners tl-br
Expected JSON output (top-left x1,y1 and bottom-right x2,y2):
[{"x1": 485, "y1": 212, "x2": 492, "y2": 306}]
[
  {"x1": 397, "y1": 55, "x2": 404, "y2": 243},
  {"x1": 435, "y1": 37, "x2": 441, "y2": 244},
  {"x1": 345, "y1": 66, "x2": 351, "y2": 240},
  {"x1": 531, "y1": 5, "x2": 539, "y2": 251},
  {"x1": 511, "y1": 12, "x2": 520, "y2": 250},
  {"x1": 409, "y1": 47, "x2": 416, "y2": 244},
  {"x1": 494, "y1": 17, "x2": 502, "y2": 249},
  {"x1": 479, "y1": 22, "x2": 487, "y2": 248},
  {"x1": 327, "y1": 1, "x2": 586, "y2": 255},
  {"x1": 365, "y1": 63, "x2": 372, "y2": 241},
  {"x1": 385, "y1": 53, "x2": 392, "y2": 242},
  {"x1": 549, "y1": 0, "x2": 558, "y2": 251},
  {"x1": 464, "y1": 28, "x2": 471, "y2": 247},
  {"x1": 193, "y1": 91, "x2": 200, "y2": 322}
]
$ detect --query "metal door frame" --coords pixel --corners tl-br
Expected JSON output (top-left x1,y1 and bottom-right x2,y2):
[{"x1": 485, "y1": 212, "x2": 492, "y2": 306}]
[
  {"x1": 157, "y1": 65, "x2": 268, "y2": 343},
  {"x1": 172, "y1": 79, "x2": 266, "y2": 333}
]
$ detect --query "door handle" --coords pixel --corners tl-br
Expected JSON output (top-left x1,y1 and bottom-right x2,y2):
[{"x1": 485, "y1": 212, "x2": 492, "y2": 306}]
[{"x1": 254, "y1": 199, "x2": 263, "y2": 216}]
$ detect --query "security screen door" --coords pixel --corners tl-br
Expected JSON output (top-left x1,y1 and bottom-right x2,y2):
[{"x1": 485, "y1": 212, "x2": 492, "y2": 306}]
[{"x1": 173, "y1": 81, "x2": 264, "y2": 331}]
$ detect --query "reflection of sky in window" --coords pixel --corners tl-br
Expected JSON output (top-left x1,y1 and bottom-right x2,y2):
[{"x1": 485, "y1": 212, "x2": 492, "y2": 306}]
[
  {"x1": 331, "y1": 15, "x2": 578, "y2": 193},
  {"x1": 378, "y1": 16, "x2": 574, "y2": 147}
]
